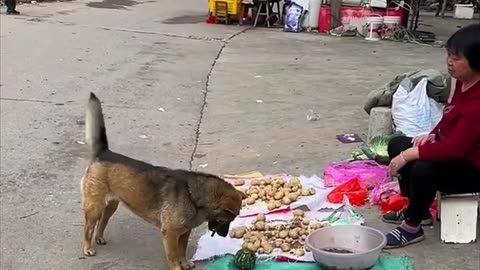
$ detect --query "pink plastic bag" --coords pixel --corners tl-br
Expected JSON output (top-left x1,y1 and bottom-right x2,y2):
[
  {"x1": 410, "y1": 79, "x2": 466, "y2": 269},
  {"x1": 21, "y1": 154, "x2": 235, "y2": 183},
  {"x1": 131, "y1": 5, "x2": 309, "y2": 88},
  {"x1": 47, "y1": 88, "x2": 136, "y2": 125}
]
[
  {"x1": 324, "y1": 160, "x2": 388, "y2": 189},
  {"x1": 369, "y1": 181, "x2": 400, "y2": 205}
]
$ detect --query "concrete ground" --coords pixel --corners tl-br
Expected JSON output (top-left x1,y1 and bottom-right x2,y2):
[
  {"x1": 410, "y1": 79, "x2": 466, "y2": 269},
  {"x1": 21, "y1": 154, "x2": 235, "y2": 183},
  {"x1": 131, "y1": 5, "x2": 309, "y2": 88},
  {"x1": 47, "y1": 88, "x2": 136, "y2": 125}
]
[
  {"x1": 418, "y1": 13, "x2": 480, "y2": 41},
  {"x1": 1, "y1": 1, "x2": 479, "y2": 270}
]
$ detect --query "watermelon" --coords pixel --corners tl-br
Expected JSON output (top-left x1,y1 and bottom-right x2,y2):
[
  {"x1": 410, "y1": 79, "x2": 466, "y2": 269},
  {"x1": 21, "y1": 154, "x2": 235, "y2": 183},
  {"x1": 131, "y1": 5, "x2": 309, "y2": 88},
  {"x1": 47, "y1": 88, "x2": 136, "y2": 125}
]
[{"x1": 233, "y1": 248, "x2": 256, "y2": 270}]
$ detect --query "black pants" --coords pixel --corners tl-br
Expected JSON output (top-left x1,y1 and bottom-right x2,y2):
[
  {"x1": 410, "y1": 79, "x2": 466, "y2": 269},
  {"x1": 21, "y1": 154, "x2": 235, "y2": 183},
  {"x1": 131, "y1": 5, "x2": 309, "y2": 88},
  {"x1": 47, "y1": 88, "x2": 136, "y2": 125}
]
[
  {"x1": 388, "y1": 136, "x2": 480, "y2": 223},
  {"x1": 5, "y1": 0, "x2": 16, "y2": 11}
]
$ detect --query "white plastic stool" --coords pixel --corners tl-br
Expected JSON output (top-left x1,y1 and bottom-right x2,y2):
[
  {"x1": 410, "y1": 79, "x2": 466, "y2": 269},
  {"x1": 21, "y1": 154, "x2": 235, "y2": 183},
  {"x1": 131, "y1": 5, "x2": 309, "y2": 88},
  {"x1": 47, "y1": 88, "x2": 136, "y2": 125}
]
[{"x1": 438, "y1": 192, "x2": 480, "y2": 244}]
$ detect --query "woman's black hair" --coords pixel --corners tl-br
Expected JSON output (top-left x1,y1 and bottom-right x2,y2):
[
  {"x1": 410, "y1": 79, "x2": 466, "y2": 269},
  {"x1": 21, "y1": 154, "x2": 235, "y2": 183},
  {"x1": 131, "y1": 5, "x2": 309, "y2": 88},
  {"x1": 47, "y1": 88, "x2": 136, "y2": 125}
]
[{"x1": 446, "y1": 23, "x2": 480, "y2": 71}]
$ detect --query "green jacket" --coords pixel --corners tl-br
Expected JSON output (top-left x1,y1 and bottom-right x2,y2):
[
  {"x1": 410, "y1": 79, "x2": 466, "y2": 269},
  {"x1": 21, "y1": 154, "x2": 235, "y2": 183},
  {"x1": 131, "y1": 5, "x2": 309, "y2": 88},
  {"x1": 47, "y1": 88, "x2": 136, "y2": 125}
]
[{"x1": 364, "y1": 69, "x2": 451, "y2": 114}]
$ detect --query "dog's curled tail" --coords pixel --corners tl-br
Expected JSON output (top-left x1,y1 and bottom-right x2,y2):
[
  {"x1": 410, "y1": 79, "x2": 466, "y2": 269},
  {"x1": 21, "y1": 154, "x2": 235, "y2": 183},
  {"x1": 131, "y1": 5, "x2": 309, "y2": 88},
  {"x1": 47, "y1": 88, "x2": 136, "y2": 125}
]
[{"x1": 86, "y1": 92, "x2": 109, "y2": 160}]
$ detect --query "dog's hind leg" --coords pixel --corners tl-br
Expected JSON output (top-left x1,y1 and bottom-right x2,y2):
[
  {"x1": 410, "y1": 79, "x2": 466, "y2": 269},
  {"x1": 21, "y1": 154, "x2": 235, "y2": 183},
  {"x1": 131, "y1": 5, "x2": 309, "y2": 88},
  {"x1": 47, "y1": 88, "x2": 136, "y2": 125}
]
[
  {"x1": 82, "y1": 202, "x2": 104, "y2": 256},
  {"x1": 81, "y1": 174, "x2": 109, "y2": 257},
  {"x1": 179, "y1": 230, "x2": 195, "y2": 270},
  {"x1": 95, "y1": 200, "x2": 119, "y2": 245}
]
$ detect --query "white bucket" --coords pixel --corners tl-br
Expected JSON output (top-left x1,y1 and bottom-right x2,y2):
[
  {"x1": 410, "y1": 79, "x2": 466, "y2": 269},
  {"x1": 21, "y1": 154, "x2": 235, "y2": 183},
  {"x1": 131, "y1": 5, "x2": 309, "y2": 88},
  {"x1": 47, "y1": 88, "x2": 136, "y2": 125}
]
[
  {"x1": 365, "y1": 16, "x2": 384, "y2": 41},
  {"x1": 308, "y1": 0, "x2": 322, "y2": 29},
  {"x1": 383, "y1": 16, "x2": 401, "y2": 31}
]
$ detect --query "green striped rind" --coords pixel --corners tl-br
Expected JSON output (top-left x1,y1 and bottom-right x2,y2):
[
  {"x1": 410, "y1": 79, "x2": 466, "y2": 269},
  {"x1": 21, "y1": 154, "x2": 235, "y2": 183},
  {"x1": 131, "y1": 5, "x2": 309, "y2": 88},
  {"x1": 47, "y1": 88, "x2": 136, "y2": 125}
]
[{"x1": 233, "y1": 248, "x2": 256, "y2": 270}]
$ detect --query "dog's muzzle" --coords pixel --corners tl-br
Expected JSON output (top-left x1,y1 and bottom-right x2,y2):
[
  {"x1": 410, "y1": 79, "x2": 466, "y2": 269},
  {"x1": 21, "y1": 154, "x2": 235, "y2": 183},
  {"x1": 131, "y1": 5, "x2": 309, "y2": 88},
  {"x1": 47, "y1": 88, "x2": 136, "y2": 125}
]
[{"x1": 208, "y1": 220, "x2": 231, "y2": 237}]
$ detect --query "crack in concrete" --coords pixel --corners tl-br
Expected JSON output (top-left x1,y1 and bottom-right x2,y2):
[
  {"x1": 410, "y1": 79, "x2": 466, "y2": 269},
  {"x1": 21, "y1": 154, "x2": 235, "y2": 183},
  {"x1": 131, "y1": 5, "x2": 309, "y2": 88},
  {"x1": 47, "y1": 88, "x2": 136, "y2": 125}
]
[
  {"x1": 188, "y1": 27, "x2": 251, "y2": 170},
  {"x1": 95, "y1": 26, "x2": 227, "y2": 42},
  {"x1": 5, "y1": 12, "x2": 252, "y2": 170},
  {"x1": 13, "y1": 15, "x2": 228, "y2": 43},
  {"x1": 0, "y1": 97, "x2": 60, "y2": 104},
  {"x1": 0, "y1": 97, "x2": 156, "y2": 110}
]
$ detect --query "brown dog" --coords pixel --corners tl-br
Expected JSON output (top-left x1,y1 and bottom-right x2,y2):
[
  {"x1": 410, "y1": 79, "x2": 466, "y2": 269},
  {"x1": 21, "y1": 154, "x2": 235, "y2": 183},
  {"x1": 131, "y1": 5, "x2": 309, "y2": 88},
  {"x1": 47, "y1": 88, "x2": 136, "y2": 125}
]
[{"x1": 80, "y1": 93, "x2": 246, "y2": 270}]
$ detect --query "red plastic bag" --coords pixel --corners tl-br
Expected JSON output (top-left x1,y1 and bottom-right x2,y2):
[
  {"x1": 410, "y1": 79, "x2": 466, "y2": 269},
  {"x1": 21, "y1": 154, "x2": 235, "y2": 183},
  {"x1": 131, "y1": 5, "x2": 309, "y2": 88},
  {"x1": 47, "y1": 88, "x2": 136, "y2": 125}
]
[
  {"x1": 327, "y1": 178, "x2": 368, "y2": 206},
  {"x1": 429, "y1": 199, "x2": 438, "y2": 219},
  {"x1": 205, "y1": 15, "x2": 215, "y2": 24},
  {"x1": 380, "y1": 193, "x2": 409, "y2": 214},
  {"x1": 379, "y1": 194, "x2": 438, "y2": 217}
]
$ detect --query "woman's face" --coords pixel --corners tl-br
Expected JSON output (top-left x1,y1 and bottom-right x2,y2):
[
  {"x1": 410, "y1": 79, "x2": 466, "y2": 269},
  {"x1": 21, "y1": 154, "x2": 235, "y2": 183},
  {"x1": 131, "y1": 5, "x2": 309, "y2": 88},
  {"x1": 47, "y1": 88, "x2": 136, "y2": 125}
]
[{"x1": 447, "y1": 53, "x2": 474, "y2": 81}]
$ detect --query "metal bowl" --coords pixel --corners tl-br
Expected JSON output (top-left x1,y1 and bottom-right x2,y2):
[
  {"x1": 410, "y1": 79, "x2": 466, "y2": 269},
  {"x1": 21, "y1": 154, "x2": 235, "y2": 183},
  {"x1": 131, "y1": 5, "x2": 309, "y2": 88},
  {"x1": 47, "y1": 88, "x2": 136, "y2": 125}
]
[{"x1": 305, "y1": 225, "x2": 387, "y2": 270}]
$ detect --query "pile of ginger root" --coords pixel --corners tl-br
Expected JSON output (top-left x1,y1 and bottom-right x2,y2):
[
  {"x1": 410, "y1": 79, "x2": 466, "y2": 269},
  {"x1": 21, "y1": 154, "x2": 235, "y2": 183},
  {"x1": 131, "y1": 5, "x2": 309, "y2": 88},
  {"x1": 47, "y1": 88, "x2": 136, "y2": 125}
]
[
  {"x1": 229, "y1": 209, "x2": 324, "y2": 257},
  {"x1": 241, "y1": 177, "x2": 316, "y2": 210}
]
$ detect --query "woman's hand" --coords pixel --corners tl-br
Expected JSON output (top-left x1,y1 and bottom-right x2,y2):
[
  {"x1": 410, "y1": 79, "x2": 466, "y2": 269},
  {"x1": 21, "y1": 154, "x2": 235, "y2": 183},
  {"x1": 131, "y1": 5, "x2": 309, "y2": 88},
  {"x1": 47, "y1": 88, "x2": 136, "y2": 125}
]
[
  {"x1": 389, "y1": 147, "x2": 420, "y2": 177},
  {"x1": 411, "y1": 133, "x2": 435, "y2": 147},
  {"x1": 389, "y1": 152, "x2": 408, "y2": 177}
]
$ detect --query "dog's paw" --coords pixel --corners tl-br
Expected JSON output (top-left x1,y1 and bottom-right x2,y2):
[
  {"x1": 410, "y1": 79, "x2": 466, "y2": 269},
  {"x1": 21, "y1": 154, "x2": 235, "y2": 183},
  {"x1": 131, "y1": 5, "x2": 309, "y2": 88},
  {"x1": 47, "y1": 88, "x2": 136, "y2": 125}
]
[
  {"x1": 169, "y1": 264, "x2": 183, "y2": 270},
  {"x1": 83, "y1": 247, "x2": 96, "y2": 256},
  {"x1": 95, "y1": 237, "x2": 107, "y2": 245},
  {"x1": 181, "y1": 260, "x2": 195, "y2": 270}
]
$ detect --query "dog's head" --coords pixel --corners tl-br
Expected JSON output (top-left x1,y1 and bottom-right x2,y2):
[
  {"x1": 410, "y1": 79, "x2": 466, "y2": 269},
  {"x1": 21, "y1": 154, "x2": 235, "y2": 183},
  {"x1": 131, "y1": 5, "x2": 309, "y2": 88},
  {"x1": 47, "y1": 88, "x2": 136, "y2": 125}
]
[{"x1": 208, "y1": 188, "x2": 247, "y2": 237}]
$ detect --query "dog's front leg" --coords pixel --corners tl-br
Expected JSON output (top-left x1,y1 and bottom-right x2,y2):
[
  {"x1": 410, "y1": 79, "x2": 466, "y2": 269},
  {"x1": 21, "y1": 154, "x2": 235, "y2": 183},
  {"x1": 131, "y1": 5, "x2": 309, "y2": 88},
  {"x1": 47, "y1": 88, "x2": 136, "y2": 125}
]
[
  {"x1": 161, "y1": 228, "x2": 182, "y2": 270},
  {"x1": 179, "y1": 230, "x2": 195, "y2": 269}
]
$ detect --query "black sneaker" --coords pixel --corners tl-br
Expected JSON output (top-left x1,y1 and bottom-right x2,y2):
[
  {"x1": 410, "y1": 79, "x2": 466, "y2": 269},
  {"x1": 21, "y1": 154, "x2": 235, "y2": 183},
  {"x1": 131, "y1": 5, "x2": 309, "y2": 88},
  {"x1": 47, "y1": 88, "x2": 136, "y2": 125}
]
[
  {"x1": 382, "y1": 209, "x2": 433, "y2": 226},
  {"x1": 385, "y1": 226, "x2": 425, "y2": 249},
  {"x1": 6, "y1": 10, "x2": 20, "y2": 15}
]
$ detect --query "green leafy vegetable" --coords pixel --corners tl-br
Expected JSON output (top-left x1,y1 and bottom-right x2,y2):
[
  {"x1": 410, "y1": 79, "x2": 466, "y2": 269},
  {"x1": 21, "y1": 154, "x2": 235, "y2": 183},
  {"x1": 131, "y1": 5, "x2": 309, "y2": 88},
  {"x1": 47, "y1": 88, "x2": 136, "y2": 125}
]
[
  {"x1": 349, "y1": 151, "x2": 368, "y2": 161},
  {"x1": 348, "y1": 133, "x2": 402, "y2": 163},
  {"x1": 359, "y1": 135, "x2": 392, "y2": 164},
  {"x1": 366, "y1": 135, "x2": 390, "y2": 157}
]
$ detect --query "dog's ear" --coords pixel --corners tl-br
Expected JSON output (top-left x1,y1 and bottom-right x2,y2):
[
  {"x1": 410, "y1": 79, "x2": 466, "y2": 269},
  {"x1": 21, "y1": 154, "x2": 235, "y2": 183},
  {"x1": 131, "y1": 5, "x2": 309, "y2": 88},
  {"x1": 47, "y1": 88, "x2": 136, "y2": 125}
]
[
  {"x1": 225, "y1": 189, "x2": 246, "y2": 216},
  {"x1": 224, "y1": 208, "x2": 238, "y2": 218},
  {"x1": 216, "y1": 187, "x2": 244, "y2": 218},
  {"x1": 237, "y1": 190, "x2": 247, "y2": 200}
]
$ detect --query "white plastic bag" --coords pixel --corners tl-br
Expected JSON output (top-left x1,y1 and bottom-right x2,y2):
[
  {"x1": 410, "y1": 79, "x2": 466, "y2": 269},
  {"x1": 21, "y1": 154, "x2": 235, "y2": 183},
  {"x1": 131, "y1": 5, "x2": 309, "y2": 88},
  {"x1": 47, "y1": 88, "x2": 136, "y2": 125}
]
[{"x1": 392, "y1": 78, "x2": 444, "y2": 137}]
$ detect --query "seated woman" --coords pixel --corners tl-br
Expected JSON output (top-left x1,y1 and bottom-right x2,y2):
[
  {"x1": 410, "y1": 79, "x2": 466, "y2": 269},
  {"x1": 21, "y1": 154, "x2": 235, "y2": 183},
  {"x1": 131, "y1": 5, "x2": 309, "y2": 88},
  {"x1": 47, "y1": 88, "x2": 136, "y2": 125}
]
[{"x1": 383, "y1": 23, "x2": 480, "y2": 249}]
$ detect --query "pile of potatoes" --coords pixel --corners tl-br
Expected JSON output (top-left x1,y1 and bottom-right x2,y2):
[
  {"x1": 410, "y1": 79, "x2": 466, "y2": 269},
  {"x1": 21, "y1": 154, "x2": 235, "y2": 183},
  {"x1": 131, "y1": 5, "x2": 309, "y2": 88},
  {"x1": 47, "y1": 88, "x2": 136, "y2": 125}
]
[
  {"x1": 229, "y1": 209, "x2": 324, "y2": 257},
  {"x1": 241, "y1": 177, "x2": 316, "y2": 210}
]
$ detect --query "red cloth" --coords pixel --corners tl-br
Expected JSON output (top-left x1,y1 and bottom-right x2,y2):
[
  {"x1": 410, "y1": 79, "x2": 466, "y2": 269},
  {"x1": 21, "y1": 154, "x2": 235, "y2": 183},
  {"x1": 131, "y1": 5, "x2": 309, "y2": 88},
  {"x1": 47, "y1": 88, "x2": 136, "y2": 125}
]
[{"x1": 419, "y1": 80, "x2": 480, "y2": 167}]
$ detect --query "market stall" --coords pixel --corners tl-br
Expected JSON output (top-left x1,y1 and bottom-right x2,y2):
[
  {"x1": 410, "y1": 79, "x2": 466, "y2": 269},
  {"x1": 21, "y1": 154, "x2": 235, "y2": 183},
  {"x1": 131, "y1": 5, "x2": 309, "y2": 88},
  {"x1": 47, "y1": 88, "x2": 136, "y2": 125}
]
[
  {"x1": 207, "y1": 0, "x2": 410, "y2": 40},
  {"x1": 191, "y1": 158, "x2": 423, "y2": 269},
  {"x1": 188, "y1": 98, "x2": 453, "y2": 268},
  {"x1": 207, "y1": 0, "x2": 478, "y2": 44}
]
